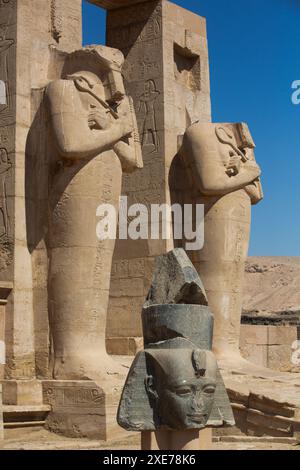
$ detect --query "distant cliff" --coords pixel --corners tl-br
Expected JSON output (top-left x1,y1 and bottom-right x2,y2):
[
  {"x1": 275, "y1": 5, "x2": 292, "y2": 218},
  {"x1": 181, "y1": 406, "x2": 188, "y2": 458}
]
[{"x1": 243, "y1": 257, "x2": 300, "y2": 322}]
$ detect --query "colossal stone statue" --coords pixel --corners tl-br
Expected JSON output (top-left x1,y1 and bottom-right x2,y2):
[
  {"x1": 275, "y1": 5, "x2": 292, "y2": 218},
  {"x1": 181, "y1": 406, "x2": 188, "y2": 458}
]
[
  {"x1": 181, "y1": 122, "x2": 263, "y2": 369},
  {"x1": 46, "y1": 46, "x2": 142, "y2": 381}
]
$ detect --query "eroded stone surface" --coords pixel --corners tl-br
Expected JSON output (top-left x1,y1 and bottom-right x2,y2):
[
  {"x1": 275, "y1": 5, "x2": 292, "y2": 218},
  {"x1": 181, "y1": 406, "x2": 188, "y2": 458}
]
[
  {"x1": 46, "y1": 45, "x2": 142, "y2": 383},
  {"x1": 180, "y1": 122, "x2": 263, "y2": 363},
  {"x1": 145, "y1": 248, "x2": 207, "y2": 307},
  {"x1": 43, "y1": 380, "x2": 128, "y2": 440}
]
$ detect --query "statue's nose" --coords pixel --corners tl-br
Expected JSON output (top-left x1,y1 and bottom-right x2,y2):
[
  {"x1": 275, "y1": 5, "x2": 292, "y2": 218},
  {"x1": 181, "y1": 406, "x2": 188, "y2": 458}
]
[{"x1": 192, "y1": 392, "x2": 205, "y2": 411}]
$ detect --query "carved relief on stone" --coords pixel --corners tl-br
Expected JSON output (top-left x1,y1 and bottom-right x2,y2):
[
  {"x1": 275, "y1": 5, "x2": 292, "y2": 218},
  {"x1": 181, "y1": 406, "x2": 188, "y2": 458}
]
[
  {"x1": 137, "y1": 79, "x2": 160, "y2": 154},
  {"x1": 0, "y1": 34, "x2": 14, "y2": 113},
  {"x1": 118, "y1": 249, "x2": 234, "y2": 431},
  {"x1": 50, "y1": 0, "x2": 63, "y2": 43},
  {"x1": 0, "y1": 146, "x2": 12, "y2": 271}
]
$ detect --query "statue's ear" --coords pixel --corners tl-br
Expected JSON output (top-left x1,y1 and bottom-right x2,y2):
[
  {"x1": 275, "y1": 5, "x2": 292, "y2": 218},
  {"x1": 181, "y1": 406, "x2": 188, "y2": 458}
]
[{"x1": 145, "y1": 375, "x2": 158, "y2": 401}]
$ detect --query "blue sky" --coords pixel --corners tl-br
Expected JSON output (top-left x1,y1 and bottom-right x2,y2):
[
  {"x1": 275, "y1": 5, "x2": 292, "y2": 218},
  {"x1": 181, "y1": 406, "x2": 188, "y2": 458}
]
[{"x1": 82, "y1": 0, "x2": 300, "y2": 256}]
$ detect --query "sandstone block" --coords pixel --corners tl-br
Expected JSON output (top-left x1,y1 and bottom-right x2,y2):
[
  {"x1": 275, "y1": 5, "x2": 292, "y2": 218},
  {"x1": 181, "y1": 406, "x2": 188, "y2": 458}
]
[{"x1": 43, "y1": 380, "x2": 130, "y2": 440}]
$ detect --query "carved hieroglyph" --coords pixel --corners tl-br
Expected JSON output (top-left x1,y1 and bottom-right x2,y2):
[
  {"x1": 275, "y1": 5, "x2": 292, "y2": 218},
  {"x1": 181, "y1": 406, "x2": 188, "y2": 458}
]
[
  {"x1": 180, "y1": 122, "x2": 263, "y2": 364},
  {"x1": 0, "y1": 2, "x2": 15, "y2": 276},
  {"x1": 46, "y1": 46, "x2": 142, "y2": 381}
]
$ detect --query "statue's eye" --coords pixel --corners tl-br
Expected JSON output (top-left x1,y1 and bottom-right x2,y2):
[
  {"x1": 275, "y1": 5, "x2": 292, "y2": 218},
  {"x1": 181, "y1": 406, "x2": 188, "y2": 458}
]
[
  {"x1": 203, "y1": 385, "x2": 216, "y2": 395},
  {"x1": 175, "y1": 387, "x2": 192, "y2": 396}
]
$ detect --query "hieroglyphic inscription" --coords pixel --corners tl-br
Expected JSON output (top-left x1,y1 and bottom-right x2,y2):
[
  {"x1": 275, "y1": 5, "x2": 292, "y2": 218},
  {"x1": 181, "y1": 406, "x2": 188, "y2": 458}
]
[
  {"x1": 0, "y1": 148, "x2": 11, "y2": 238},
  {"x1": 108, "y1": 2, "x2": 164, "y2": 162},
  {"x1": 0, "y1": 2, "x2": 16, "y2": 274},
  {"x1": 0, "y1": 0, "x2": 15, "y2": 7},
  {"x1": 0, "y1": 35, "x2": 14, "y2": 114},
  {"x1": 44, "y1": 384, "x2": 104, "y2": 410},
  {"x1": 107, "y1": 13, "x2": 161, "y2": 49}
]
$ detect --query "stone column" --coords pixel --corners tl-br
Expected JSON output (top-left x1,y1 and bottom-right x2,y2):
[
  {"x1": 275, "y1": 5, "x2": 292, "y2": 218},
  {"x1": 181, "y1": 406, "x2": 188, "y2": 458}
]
[
  {"x1": 0, "y1": 384, "x2": 3, "y2": 442},
  {"x1": 103, "y1": 0, "x2": 211, "y2": 354},
  {"x1": 0, "y1": 283, "x2": 12, "y2": 381},
  {"x1": 0, "y1": 283, "x2": 11, "y2": 442},
  {"x1": 0, "y1": 0, "x2": 82, "y2": 403}
]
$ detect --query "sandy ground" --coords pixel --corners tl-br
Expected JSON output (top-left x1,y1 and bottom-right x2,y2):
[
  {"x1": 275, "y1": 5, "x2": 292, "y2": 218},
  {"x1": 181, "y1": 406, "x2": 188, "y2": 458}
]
[{"x1": 1, "y1": 427, "x2": 299, "y2": 451}]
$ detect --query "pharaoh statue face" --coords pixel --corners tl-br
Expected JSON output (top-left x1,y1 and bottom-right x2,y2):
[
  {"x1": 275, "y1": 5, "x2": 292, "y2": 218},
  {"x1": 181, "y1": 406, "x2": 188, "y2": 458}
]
[{"x1": 145, "y1": 349, "x2": 217, "y2": 430}]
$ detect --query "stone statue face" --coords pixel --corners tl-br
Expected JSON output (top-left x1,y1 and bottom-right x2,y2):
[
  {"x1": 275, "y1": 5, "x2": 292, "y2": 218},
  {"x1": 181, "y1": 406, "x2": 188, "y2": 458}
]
[{"x1": 146, "y1": 349, "x2": 217, "y2": 430}]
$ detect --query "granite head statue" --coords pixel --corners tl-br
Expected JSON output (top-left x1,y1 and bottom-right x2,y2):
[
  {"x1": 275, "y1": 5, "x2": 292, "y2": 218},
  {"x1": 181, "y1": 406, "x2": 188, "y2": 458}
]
[{"x1": 145, "y1": 348, "x2": 217, "y2": 430}]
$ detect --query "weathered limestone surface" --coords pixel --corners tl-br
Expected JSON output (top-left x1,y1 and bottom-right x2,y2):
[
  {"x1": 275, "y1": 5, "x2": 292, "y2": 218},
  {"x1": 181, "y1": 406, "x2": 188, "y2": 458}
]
[
  {"x1": 106, "y1": 0, "x2": 211, "y2": 352},
  {"x1": 40, "y1": 43, "x2": 142, "y2": 438},
  {"x1": 240, "y1": 325, "x2": 298, "y2": 372},
  {"x1": 43, "y1": 380, "x2": 127, "y2": 440},
  {"x1": 46, "y1": 45, "x2": 142, "y2": 382},
  {"x1": 0, "y1": 0, "x2": 82, "y2": 392},
  {"x1": 180, "y1": 122, "x2": 263, "y2": 363}
]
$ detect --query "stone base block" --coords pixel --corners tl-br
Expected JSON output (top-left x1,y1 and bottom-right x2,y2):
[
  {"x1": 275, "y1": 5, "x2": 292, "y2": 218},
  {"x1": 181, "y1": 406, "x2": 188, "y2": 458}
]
[
  {"x1": 1, "y1": 380, "x2": 43, "y2": 406},
  {"x1": 106, "y1": 337, "x2": 143, "y2": 356},
  {"x1": 240, "y1": 325, "x2": 298, "y2": 371},
  {"x1": 224, "y1": 373, "x2": 300, "y2": 438},
  {"x1": 42, "y1": 380, "x2": 131, "y2": 441}
]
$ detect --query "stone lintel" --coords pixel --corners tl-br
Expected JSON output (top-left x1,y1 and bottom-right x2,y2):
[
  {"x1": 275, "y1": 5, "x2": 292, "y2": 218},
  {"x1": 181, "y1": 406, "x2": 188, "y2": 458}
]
[{"x1": 88, "y1": 0, "x2": 151, "y2": 10}]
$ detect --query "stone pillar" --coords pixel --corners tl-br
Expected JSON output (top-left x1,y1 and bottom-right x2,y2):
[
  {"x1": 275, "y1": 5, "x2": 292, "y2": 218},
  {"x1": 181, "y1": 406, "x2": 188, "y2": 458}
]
[
  {"x1": 104, "y1": 0, "x2": 211, "y2": 354},
  {"x1": 0, "y1": 283, "x2": 11, "y2": 442},
  {"x1": 0, "y1": 384, "x2": 3, "y2": 442},
  {"x1": 0, "y1": 283, "x2": 12, "y2": 380},
  {"x1": 0, "y1": 0, "x2": 82, "y2": 403}
]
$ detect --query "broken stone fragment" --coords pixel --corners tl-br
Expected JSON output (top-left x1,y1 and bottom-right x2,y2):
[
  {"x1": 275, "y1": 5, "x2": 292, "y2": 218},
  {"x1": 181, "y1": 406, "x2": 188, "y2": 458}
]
[
  {"x1": 142, "y1": 304, "x2": 213, "y2": 350},
  {"x1": 145, "y1": 248, "x2": 208, "y2": 307}
]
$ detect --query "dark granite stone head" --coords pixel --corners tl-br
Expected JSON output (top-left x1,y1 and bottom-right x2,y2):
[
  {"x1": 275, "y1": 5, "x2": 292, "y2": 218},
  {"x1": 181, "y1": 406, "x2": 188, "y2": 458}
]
[{"x1": 145, "y1": 348, "x2": 217, "y2": 430}]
